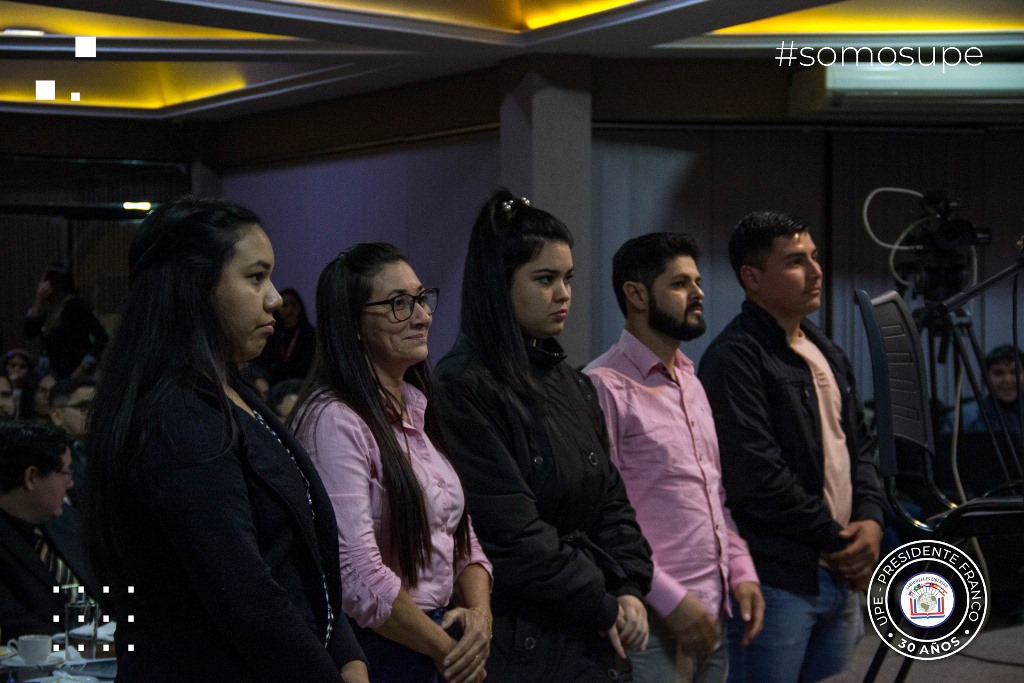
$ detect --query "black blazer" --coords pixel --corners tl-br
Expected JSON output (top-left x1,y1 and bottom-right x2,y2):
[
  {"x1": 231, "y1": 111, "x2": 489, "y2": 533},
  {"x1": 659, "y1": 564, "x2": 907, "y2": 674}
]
[
  {"x1": 0, "y1": 503, "x2": 104, "y2": 639},
  {"x1": 109, "y1": 378, "x2": 363, "y2": 682}
]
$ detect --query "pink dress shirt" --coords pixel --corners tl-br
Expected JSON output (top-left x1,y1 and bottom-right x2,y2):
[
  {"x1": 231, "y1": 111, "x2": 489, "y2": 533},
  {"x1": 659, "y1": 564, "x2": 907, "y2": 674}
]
[
  {"x1": 584, "y1": 330, "x2": 758, "y2": 619},
  {"x1": 295, "y1": 384, "x2": 491, "y2": 629}
]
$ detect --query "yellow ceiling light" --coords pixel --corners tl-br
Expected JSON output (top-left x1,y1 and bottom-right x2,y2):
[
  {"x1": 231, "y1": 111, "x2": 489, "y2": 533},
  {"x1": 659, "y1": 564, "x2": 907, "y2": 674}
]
[
  {"x1": 0, "y1": 61, "x2": 247, "y2": 109},
  {"x1": 713, "y1": 0, "x2": 1024, "y2": 34},
  {"x1": 275, "y1": 0, "x2": 519, "y2": 30},
  {"x1": 521, "y1": 0, "x2": 644, "y2": 30},
  {"x1": 0, "y1": 0, "x2": 284, "y2": 38},
  {"x1": 268, "y1": 0, "x2": 644, "y2": 31}
]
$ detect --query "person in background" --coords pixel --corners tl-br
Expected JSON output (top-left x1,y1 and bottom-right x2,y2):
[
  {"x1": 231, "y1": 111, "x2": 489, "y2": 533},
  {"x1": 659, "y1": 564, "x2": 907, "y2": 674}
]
[
  {"x1": 436, "y1": 189, "x2": 653, "y2": 682},
  {"x1": 85, "y1": 196, "x2": 368, "y2": 682},
  {"x1": 0, "y1": 377, "x2": 15, "y2": 421},
  {"x1": 24, "y1": 264, "x2": 109, "y2": 379},
  {"x1": 0, "y1": 422, "x2": 103, "y2": 639},
  {"x1": 48, "y1": 378, "x2": 95, "y2": 508},
  {"x1": 32, "y1": 371, "x2": 57, "y2": 425},
  {"x1": 585, "y1": 232, "x2": 763, "y2": 683},
  {"x1": 944, "y1": 344, "x2": 1023, "y2": 443},
  {"x1": 698, "y1": 211, "x2": 885, "y2": 683},
  {"x1": 294, "y1": 243, "x2": 493, "y2": 683},
  {"x1": 255, "y1": 287, "x2": 316, "y2": 385},
  {"x1": 268, "y1": 378, "x2": 305, "y2": 422},
  {"x1": 3, "y1": 349, "x2": 36, "y2": 420}
]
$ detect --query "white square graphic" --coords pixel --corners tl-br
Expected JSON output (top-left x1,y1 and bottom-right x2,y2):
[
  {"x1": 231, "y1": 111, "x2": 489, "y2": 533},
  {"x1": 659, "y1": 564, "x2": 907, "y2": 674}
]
[
  {"x1": 36, "y1": 80, "x2": 55, "y2": 100},
  {"x1": 71, "y1": 92, "x2": 80, "y2": 102},
  {"x1": 75, "y1": 36, "x2": 96, "y2": 58}
]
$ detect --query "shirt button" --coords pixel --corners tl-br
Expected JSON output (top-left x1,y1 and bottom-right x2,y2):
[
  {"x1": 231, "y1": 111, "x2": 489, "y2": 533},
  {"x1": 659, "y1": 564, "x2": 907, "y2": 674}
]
[
  {"x1": 533, "y1": 456, "x2": 544, "y2": 466},
  {"x1": 524, "y1": 636, "x2": 536, "y2": 650},
  {"x1": 607, "y1": 669, "x2": 620, "y2": 680},
  {"x1": 587, "y1": 451, "x2": 599, "y2": 467}
]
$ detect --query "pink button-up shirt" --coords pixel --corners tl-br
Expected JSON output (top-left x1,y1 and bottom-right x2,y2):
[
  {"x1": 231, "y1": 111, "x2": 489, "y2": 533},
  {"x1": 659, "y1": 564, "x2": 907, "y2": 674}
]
[
  {"x1": 296, "y1": 384, "x2": 491, "y2": 629},
  {"x1": 585, "y1": 330, "x2": 758, "y2": 619}
]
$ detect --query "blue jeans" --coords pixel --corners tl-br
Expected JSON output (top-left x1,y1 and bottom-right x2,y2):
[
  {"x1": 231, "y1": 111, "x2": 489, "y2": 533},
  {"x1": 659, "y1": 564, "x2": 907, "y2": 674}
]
[
  {"x1": 726, "y1": 568, "x2": 860, "y2": 683},
  {"x1": 632, "y1": 610, "x2": 728, "y2": 683}
]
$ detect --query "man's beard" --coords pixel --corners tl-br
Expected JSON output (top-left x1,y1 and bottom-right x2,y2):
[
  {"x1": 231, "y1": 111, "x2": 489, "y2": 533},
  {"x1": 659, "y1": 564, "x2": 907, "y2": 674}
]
[{"x1": 649, "y1": 296, "x2": 705, "y2": 342}]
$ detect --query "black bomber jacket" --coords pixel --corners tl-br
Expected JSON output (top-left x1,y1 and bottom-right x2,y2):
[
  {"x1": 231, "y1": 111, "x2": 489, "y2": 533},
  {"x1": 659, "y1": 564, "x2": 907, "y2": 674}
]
[{"x1": 698, "y1": 300, "x2": 885, "y2": 596}]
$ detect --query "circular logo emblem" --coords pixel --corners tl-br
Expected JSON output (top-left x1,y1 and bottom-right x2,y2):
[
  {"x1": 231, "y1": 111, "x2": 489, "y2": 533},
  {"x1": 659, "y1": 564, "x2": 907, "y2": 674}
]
[
  {"x1": 868, "y1": 540, "x2": 987, "y2": 660},
  {"x1": 900, "y1": 572, "x2": 955, "y2": 627}
]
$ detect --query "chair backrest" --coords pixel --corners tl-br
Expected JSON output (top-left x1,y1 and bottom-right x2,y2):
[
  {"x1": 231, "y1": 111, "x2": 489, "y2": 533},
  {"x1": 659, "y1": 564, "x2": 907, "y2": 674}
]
[{"x1": 855, "y1": 289, "x2": 936, "y2": 471}]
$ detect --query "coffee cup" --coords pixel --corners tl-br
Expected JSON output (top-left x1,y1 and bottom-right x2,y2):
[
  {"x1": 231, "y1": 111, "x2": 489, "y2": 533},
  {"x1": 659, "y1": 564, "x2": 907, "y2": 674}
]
[{"x1": 11, "y1": 634, "x2": 52, "y2": 665}]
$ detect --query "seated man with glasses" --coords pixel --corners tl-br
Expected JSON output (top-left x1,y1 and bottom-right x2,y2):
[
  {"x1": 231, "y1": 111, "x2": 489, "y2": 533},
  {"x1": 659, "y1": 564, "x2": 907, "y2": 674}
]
[
  {"x1": 0, "y1": 422, "x2": 103, "y2": 639},
  {"x1": 48, "y1": 378, "x2": 94, "y2": 507}
]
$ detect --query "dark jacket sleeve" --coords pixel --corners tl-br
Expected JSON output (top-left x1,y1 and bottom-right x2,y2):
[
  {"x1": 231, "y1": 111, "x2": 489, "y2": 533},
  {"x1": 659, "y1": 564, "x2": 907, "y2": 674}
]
[
  {"x1": 61, "y1": 297, "x2": 109, "y2": 362},
  {"x1": 439, "y1": 375, "x2": 622, "y2": 630},
  {"x1": 23, "y1": 313, "x2": 43, "y2": 339},
  {"x1": 135, "y1": 400, "x2": 348, "y2": 681},
  {"x1": 699, "y1": 337, "x2": 846, "y2": 554}
]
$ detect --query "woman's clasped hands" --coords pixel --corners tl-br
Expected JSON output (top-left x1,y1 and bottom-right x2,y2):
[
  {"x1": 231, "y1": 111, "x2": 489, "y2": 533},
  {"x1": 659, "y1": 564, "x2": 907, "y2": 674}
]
[{"x1": 439, "y1": 606, "x2": 492, "y2": 683}]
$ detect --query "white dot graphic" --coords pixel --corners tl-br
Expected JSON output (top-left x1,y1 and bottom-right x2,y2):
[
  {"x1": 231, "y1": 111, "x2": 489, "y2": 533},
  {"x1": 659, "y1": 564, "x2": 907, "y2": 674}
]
[
  {"x1": 35, "y1": 80, "x2": 55, "y2": 101},
  {"x1": 75, "y1": 36, "x2": 96, "y2": 58}
]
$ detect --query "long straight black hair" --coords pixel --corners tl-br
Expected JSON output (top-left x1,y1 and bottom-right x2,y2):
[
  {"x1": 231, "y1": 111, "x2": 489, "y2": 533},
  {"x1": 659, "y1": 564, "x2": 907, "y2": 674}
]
[
  {"x1": 292, "y1": 242, "x2": 469, "y2": 584},
  {"x1": 85, "y1": 196, "x2": 262, "y2": 587},
  {"x1": 459, "y1": 188, "x2": 574, "y2": 401}
]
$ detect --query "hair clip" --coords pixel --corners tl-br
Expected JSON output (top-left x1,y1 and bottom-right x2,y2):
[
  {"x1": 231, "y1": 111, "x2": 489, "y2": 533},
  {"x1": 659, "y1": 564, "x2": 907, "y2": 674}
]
[{"x1": 500, "y1": 197, "x2": 531, "y2": 213}]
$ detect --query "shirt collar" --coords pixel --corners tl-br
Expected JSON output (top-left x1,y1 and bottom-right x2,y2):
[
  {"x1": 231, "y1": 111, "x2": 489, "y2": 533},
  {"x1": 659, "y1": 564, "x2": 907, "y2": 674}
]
[{"x1": 618, "y1": 328, "x2": 694, "y2": 380}]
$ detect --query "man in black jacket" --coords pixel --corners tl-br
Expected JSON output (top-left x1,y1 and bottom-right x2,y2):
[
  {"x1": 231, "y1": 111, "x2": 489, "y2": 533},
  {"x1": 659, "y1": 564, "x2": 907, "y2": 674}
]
[
  {"x1": 699, "y1": 211, "x2": 885, "y2": 683},
  {"x1": 0, "y1": 422, "x2": 102, "y2": 639}
]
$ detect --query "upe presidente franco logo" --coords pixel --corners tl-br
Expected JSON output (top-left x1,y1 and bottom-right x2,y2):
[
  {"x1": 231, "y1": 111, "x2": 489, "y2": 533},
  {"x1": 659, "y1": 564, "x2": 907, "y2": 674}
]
[{"x1": 869, "y1": 540, "x2": 987, "y2": 660}]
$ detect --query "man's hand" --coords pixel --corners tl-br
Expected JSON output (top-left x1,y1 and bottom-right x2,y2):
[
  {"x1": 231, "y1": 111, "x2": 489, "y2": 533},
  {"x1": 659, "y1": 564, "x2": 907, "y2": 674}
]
[
  {"x1": 663, "y1": 594, "x2": 718, "y2": 658},
  {"x1": 827, "y1": 520, "x2": 883, "y2": 590},
  {"x1": 732, "y1": 582, "x2": 764, "y2": 646}
]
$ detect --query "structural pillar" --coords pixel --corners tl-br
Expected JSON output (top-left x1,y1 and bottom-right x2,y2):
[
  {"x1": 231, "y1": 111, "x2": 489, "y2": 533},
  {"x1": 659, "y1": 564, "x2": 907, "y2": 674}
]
[{"x1": 499, "y1": 55, "x2": 594, "y2": 365}]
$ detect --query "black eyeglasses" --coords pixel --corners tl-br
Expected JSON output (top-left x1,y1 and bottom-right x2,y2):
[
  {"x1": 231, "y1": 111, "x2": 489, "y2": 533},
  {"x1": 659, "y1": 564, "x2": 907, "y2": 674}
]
[{"x1": 363, "y1": 288, "x2": 439, "y2": 322}]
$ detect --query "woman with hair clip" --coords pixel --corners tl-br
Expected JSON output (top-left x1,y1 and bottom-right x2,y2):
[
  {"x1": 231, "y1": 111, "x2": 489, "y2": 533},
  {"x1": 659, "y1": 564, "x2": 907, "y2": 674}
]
[
  {"x1": 293, "y1": 242, "x2": 493, "y2": 683},
  {"x1": 435, "y1": 189, "x2": 654, "y2": 681},
  {"x1": 85, "y1": 196, "x2": 368, "y2": 683}
]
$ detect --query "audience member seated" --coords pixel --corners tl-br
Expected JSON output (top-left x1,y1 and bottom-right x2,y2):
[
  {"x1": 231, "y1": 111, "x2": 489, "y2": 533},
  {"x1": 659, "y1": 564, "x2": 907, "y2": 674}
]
[
  {"x1": 268, "y1": 378, "x2": 304, "y2": 421},
  {"x1": 32, "y1": 371, "x2": 57, "y2": 425},
  {"x1": 49, "y1": 378, "x2": 94, "y2": 508},
  {"x1": 24, "y1": 264, "x2": 109, "y2": 379},
  {"x1": 943, "y1": 344, "x2": 1023, "y2": 444},
  {"x1": 0, "y1": 377, "x2": 14, "y2": 422},
  {"x1": 254, "y1": 287, "x2": 316, "y2": 385},
  {"x1": 3, "y1": 349, "x2": 37, "y2": 420},
  {"x1": 0, "y1": 422, "x2": 103, "y2": 639}
]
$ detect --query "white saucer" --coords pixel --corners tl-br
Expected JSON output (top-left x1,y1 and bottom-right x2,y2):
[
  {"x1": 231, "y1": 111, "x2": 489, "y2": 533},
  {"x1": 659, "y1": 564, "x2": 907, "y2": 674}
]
[{"x1": 2, "y1": 651, "x2": 64, "y2": 668}]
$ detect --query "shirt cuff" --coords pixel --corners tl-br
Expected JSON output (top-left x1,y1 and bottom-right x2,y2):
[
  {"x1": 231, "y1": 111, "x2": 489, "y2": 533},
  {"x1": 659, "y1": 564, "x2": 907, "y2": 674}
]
[
  {"x1": 646, "y1": 565, "x2": 689, "y2": 618},
  {"x1": 728, "y1": 556, "x2": 760, "y2": 590}
]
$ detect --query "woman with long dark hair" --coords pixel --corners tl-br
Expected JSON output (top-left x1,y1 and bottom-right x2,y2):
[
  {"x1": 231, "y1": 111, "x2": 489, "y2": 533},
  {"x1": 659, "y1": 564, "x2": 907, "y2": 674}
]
[
  {"x1": 255, "y1": 287, "x2": 316, "y2": 385},
  {"x1": 24, "y1": 264, "x2": 108, "y2": 379},
  {"x1": 435, "y1": 189, "x2": 654, "y2": 681},
  {"x1": 85, "y1": 196, "x2": 367, "y2": 682},
  {"x1": 293, "y1": 243, "x2": 492, "y2": 683}
]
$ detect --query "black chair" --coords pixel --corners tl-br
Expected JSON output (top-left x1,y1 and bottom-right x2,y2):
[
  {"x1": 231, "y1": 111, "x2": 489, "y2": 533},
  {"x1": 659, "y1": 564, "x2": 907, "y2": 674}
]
[{"x1": 854, "y1": 289, "x2": 1024, "y2": 683}]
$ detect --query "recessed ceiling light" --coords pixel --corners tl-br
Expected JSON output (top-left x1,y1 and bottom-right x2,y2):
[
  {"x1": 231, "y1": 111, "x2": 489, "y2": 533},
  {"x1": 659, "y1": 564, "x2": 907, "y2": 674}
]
[{"x1": 2, "y1": 28, "x2": 47, "y2": 37}]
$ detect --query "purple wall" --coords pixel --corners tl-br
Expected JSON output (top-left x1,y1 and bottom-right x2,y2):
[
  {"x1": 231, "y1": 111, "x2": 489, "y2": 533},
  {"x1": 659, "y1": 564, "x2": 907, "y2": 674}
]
[{"x1": 222, "y1": 133, "x2": 500, "y2": 364}]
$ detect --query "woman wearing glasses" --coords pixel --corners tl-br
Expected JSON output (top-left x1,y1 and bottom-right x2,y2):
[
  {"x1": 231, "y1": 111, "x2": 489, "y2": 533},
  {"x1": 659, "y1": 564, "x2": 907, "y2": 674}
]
[
  {"x1": 85, "y1": 197, "x2": 368, "y2": 682},
  {"x1": 435, "y1": 190, "x2": 653, "y2": 681},
  {"x1": 293, "y1": 242, "x2": 493, "y2": 683}
]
